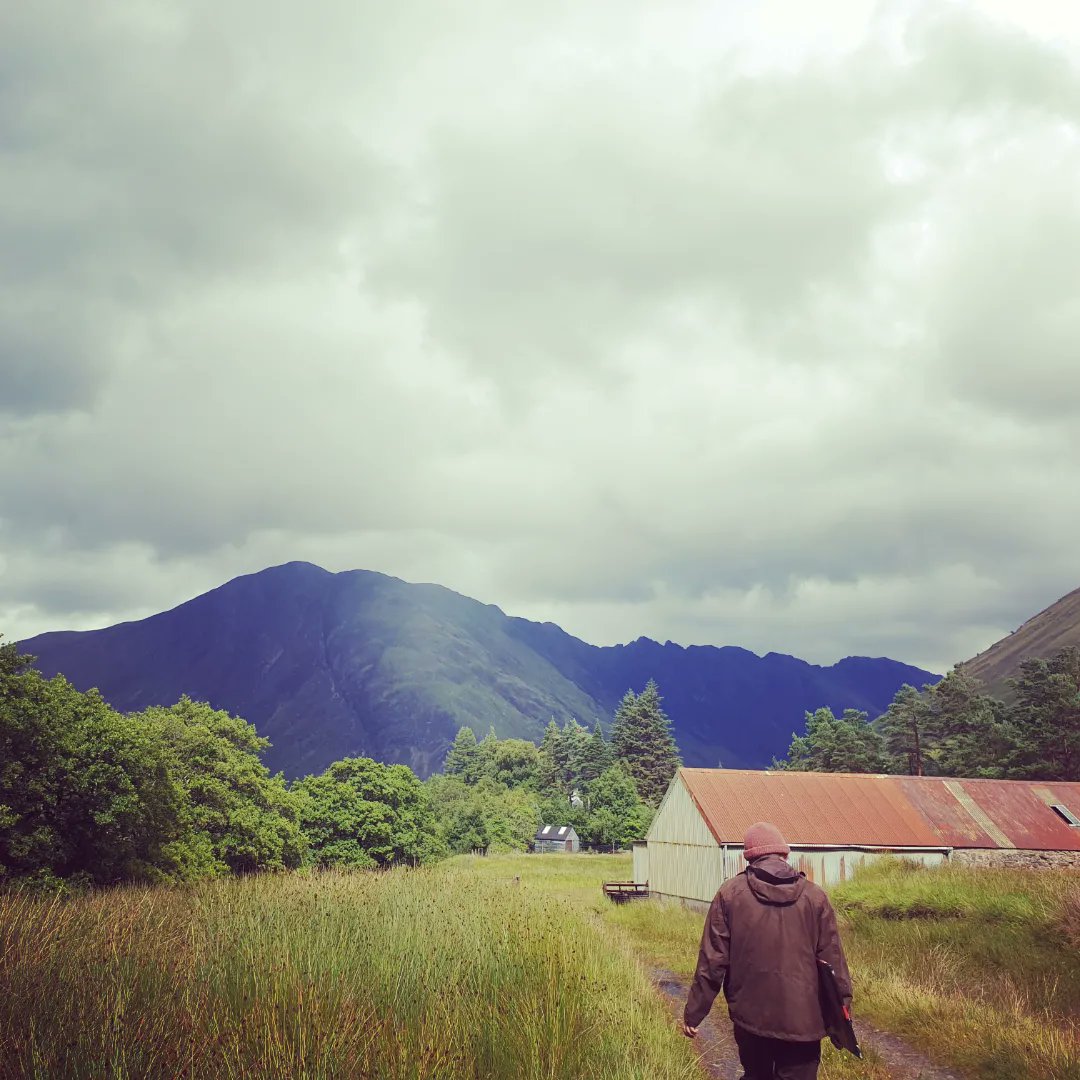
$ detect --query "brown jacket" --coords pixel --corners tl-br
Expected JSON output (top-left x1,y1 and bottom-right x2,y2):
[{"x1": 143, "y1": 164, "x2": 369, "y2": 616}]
[{"x1": 684, "y1": 855, "x2": 852, "y2": 1041}]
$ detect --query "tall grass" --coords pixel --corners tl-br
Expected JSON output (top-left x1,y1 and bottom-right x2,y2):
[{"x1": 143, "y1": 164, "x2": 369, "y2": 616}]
[
  {"x1": 832, "y1": 860, "x2": 1080, "y2": 1080},
  {"x1": 0, "y1": 864, "x2": 699, "y2": 1079},
  {"x1": 451, "y1": 853, "x2": 889, "y2": 1080}
]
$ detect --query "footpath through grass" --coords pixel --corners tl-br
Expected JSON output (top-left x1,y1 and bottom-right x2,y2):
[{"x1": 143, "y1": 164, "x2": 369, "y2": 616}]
[
  {"x1": 0, "y1": 862, "x2": 699, "y2": 1080},
  {"x1": 457, "y1": 853, "x2": 889, "y2": 1080}
]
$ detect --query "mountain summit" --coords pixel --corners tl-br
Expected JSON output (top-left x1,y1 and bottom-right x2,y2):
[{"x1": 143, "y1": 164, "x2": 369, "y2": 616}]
[{"x1": 20, "y1": 563, "x2": 936, "y2": 778}]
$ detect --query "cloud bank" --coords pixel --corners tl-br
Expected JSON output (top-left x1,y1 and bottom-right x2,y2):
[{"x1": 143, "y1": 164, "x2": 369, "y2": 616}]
[{"x1": 3, "y1": 0, "x2": 1080, "y2": 673}]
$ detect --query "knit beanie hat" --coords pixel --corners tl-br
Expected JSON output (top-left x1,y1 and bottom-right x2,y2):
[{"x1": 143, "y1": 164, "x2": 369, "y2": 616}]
[{"x1": 743, "y1": 821, "x2": 789, "y2": 860}]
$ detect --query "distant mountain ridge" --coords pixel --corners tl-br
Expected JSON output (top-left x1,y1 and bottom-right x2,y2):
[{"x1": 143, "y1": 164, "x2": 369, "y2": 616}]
[
  {"x1": 20, "y1": 562, "x2": 938, "y2": 779},
  {"x1": 961, "y1": 585, "x2": 1080, "y2": 696}
]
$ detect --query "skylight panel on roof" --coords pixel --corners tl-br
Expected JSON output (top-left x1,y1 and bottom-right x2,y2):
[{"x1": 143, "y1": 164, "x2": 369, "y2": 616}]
[
  {"x1": 1050, "y1": 804, "x2": 1080, "y2": 827},
  {"x1": 558, "y1": 826, "x2": 568, "y2": 836}
]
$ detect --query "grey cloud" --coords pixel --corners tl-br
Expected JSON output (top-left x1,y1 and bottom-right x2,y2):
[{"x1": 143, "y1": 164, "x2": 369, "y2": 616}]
[{"x1": 4, "y1": 1, "x2": 1080, "y2": 673}]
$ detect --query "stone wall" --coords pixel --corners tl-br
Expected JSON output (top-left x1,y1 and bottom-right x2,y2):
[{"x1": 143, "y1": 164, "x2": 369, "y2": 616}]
[{"x1": 950, "y1": 848, "x2": 1080, "y2": 870}]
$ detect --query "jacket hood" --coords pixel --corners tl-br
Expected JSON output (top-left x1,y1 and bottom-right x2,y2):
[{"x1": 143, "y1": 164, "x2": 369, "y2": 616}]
[{"x1": 746, "y1": 854, "x2": 806, "y2": 905}]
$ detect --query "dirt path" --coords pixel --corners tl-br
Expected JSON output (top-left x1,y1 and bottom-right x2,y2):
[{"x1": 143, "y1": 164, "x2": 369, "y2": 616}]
[
  {"x1": 647, "y1": 967, "x2": 966, "y2": 1080},
  {"x1": 849, "y1": 1018, "x2": 966, "y2": 1080},
  {"x1": 651, "y1": 968, "x2": 740, "y2": 1079}
]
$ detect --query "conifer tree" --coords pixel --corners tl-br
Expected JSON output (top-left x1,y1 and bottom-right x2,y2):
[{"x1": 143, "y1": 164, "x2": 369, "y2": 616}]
[
  {"x1": 477, "y1": 725, "x2": 499, "y2": 780},
  {"x1": 561, "y1": 718, "x2": 590, "y2": 791},
  {"x1": 1006, "y1": 648, "x2": 1080, "y2": 781},
  {"x1": 877, "y1": 684, "x2": 936, "y2": 775},
  {"x1": 444, "y1": 726, "x2": 483, "y2": 784},
  {"x1": 610, "y1": 680, "x2": 681, "y2": 805},
  {"x1": 578, "y1": 719, "x2": 613, "y2": 783},
  {"x1": 537, "y1": 719, "x2": 569, "y2": 793}
]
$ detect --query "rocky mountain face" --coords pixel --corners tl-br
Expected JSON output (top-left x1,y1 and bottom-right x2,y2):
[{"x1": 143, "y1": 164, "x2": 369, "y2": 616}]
[{"x1": 21, "y1": 562, "x2": 937, "y2": 779}]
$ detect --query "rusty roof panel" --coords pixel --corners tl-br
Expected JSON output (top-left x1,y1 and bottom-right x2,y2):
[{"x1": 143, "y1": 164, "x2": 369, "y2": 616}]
[
  {"x1": 679, "y1": 769, "x2": 1080, "y2": 851},
  {"x1": 680, "y1": 769, "x2": 942, "y2": 848},
  {"x1": 963, "y1": 781, "x2": 1080, "y2": 851},
  {"x1": 897, "y1": 777, "x2": 998, "y2": 847}
]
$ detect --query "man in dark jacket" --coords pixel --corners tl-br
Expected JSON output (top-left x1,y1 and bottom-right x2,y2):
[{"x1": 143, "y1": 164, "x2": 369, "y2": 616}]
[{"x1": 682, "y1": 821, "x2": 852, "y2": 1080}]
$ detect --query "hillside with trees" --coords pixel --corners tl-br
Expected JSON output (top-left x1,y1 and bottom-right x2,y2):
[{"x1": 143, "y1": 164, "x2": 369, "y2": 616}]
[
  {"x1": 1, "y1": 634, "x2": 677, "y2": 888},
  {"x1": 775, "y1": 647, "x2": 1080, "y2": 781}
]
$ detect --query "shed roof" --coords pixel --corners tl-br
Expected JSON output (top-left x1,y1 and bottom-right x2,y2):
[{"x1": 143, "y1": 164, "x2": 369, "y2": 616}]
[
  {"x1": 535, "y1": 824, "x2": 578, "y2": 841},
  {"x1": 678, "y1": 768, "x2": 1080, "y2": 851}
]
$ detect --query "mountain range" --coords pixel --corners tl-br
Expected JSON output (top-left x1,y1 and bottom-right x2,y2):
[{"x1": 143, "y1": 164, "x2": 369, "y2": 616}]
[{"x1": 20, "y1": 562, "x2": 938, "y2": 779}]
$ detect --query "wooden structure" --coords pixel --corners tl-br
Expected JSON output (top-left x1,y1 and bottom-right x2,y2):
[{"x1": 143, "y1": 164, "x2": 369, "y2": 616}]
[{"x1": 602, "y1": 881, "x2": 650, "y2": 903}]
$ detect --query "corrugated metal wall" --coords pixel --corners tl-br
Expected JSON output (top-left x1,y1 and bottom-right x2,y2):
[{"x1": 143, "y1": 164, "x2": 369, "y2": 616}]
[
  {"x1": 632, "y1": 842, "x2": 649, "y2": 884},
  {"x1": 644, "y1": 776, "x2": 727, "y2": 902},
  {"x1": 643, "y1": 775, "x2": 948, "y2": 903}
]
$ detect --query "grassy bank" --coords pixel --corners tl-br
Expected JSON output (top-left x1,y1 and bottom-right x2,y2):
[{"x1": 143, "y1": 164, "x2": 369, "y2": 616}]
[
  {"x1": 831, "y1": 860, "x2": 1080, "y2": 1080},
  {"x1": 0, "y1": 863, "x2": 698, "y2": 1079}
]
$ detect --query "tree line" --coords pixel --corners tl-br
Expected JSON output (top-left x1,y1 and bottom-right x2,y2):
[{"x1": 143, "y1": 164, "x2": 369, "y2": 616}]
[
  {"x1": 1, "y1": 637, "x2": 682, "y2": 888},
  {"x1": 430, "y1": 679, "x2": 681, "y2": 855},
  {"x1": 775, "y1": 647, "x2": 1080, "y2": 782}
]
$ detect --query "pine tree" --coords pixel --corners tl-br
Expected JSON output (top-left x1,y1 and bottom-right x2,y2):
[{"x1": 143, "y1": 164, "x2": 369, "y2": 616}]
[
  {"x1": 1006, "y1": 648, "x2": 1080, "y2": 781},
  {"x1": 578, "y1": 719, "x2": 613, "y2": 784},
  {"x1": 477, "y1": 725, "x2": 499, "y2": 780},
  {"x1": 444, "y1": 726, "x2": 483, "y2": 784},
  {"x1": 877, "y1": 685, "x2": 936, "y2": 775},
  {"x1": 537, "y1": 719, "x2": 569, "y2": 793},
  {"x1": 924, "y1": 668, "x2": 1013, "y2": 778},
  {"x1": 561, "y1": 719, "x2": 590, "y2": 791},
  {"x1": 611, "y1": 680, "x2": 680, "y2": 805}
]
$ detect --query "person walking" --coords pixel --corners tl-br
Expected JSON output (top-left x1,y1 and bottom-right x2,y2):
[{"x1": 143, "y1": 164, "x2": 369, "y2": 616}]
[{"x1": 682, "y1": 821, "x2": 852, "y2": 1080}]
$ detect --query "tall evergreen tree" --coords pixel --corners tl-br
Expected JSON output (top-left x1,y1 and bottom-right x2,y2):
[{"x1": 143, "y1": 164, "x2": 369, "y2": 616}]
[
  {"x1": 924, "y1": 668, "x2": 1014, "y2": 778},
  {"x1": 877, "y1": 684, "x2": 936, "y2": 775},
  {"x1": 444, "y1": 726, "x2": 483, "y2": 784},
  {"x1": 1006, "y1": 648, "x2": 1080, "y2": 781},
  {"x1": 477, "y1": 726, "x2": 499, "y2": 780},
  {"x1": 561, "y1": 719, "x2": 590, "y2": 791},
  {"x1": 537, "y1": 719, "x2": 569, "y2": 793},
  {"x1": 578, "y1": 719, "x2": 613, "y2": 784},
  {"x1": 610, "y1": 680, "x2": 680, "y2": 805}
]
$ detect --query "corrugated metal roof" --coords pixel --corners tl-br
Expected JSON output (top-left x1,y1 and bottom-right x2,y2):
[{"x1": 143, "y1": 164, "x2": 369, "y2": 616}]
[{"x1": 679, "y1": 769, "x2": 1080, "y2": 851}]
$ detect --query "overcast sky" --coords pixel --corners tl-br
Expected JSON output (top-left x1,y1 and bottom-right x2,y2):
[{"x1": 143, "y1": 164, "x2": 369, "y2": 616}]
[{"x1": 3, "y1": 0, "x2": 1080, "y2": 673}]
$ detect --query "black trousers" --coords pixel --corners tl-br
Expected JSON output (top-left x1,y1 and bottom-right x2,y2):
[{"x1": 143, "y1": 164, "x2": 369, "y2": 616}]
[{"x1": 733, "y1": 1025, "x2": 821, "y2": 1080}]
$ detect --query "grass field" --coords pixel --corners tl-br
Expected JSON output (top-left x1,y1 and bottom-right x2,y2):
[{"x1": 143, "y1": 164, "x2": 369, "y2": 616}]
[
  {"x1": 2, "y1": 854, "x2": 1077, "y2": 1079},
  {"x1": 0, "y1": 859, "x2": 699, "y2": 1080}
]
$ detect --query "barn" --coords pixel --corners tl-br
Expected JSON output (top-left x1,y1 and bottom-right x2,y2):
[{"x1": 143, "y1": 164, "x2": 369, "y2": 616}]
[
  {"x1": 633, "y1": 768, "x2": 1080, "y2": 910},
  {"x1": 534, "y1": 824, "x2": 581, "y2": 853}
]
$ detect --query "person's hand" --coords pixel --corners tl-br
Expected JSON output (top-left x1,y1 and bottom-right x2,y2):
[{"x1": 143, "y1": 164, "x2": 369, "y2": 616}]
[{"x1": 682, "y1": 1021, "x2": 698, "y2": 1039}]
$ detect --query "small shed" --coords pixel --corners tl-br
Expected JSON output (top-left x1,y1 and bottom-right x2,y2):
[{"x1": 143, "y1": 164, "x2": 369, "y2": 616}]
[
  {"x1": 640, "y1": 768, "x2": 1080, "y2": 910},
  {"x1": 534, "y1": 824, "x2": 580, "y2": 853}
]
